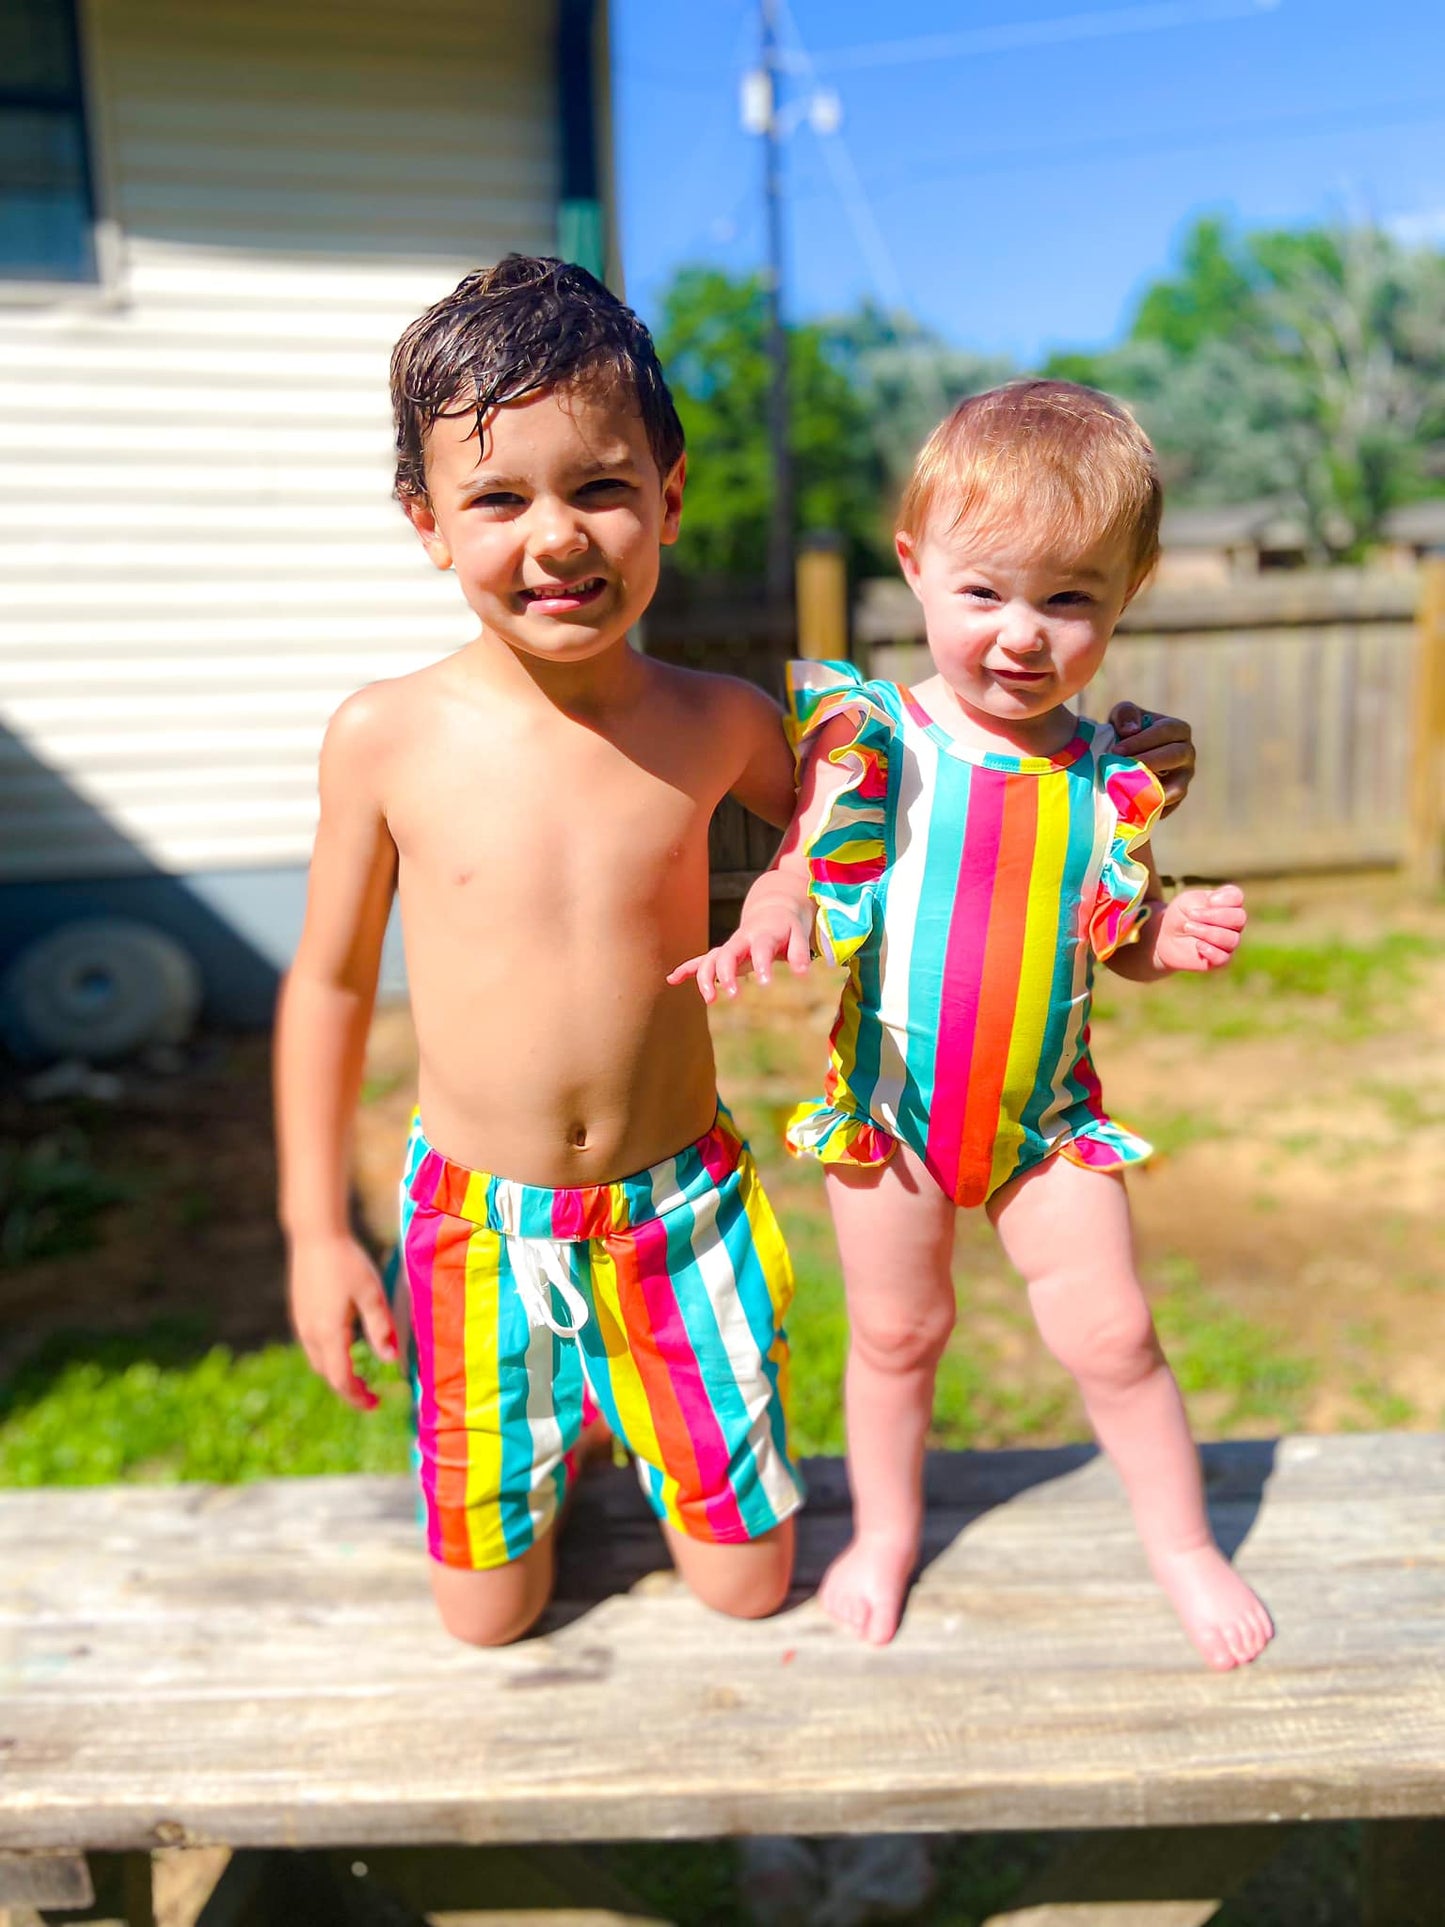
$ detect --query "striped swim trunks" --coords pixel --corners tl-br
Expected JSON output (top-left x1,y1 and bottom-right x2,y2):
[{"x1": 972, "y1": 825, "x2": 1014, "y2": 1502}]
[{"x1": 393, "y1": 1106, "x2": 803, "y2": 1571}]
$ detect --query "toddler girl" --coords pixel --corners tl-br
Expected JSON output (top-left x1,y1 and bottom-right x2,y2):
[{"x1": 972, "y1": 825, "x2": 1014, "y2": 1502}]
[{"x1": 672, "y1": 381, "x2": 1272, "y2": 1669}]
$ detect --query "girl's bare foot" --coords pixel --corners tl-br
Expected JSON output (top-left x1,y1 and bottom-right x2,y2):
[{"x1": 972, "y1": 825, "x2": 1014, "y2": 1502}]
[
  {"x1": 818, "y1": 1533, "x2": 917, "y2": 1645},
  {"x1": 1152, "y1": 1544, "x2": 1274, "y2": 1670}
]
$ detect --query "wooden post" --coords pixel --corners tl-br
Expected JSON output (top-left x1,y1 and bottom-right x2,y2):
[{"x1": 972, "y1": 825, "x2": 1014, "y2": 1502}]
[
  {"x1": 1407, "y1": 557, "x2": 1445, "y2": 889},
  {"x1": 796, "y1": 531, "x2": 848, "y2": 661}
]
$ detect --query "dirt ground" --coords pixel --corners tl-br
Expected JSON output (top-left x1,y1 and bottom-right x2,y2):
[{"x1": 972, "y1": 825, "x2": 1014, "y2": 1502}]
[{"x1": 3, "y1": 873, "x2": 1442, "y2": 1435}]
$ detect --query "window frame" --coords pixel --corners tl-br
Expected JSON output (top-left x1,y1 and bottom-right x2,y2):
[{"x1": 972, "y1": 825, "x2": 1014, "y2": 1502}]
[{"x1": 0, "y1": 0, "x2": 122, "y2": 304}]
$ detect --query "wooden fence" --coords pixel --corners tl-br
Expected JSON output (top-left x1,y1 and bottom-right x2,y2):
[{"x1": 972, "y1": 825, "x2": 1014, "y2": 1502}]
[{"x1": 644, "y1": 563, "x2": 1445, "y2": 922}]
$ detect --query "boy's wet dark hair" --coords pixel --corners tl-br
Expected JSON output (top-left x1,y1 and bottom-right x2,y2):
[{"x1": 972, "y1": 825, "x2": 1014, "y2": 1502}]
[{"x1": 389, "y1": 255, "x2": 685, "y2": 501}]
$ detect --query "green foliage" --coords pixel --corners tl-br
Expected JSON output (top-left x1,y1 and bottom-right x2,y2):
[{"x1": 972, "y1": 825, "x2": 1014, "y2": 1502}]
[
  {"x1": 654, "y1": 220, "x2": 1445, "y2": 582},
  {"x1": 0, "y1": 1129, "x2": 132, "y2": 1267},
  {"x1": 656, "y1": 267, "x2": 887, "y2": 577},
  {"x1": 1057, "y1": 213, "x2": 1445, "y2": 553}
]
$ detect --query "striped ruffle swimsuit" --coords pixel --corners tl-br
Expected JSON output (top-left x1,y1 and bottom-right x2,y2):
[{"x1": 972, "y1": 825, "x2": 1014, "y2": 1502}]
[{"x1": 784, "y1": 660, "x2": 1165, "y2": 1209}]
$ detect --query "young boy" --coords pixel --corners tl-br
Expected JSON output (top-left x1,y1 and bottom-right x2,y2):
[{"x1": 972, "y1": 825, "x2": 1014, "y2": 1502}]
[{"x1": 276, "y1": 258, "x2": 1198, "y2": 1647}]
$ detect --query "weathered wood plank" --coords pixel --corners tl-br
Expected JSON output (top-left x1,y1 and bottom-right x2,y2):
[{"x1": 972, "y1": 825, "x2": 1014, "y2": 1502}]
[
  {"x1": 0, "y1": 1847, "x2": 92, "y2": 1905},
  {"x1": 1, "y1": 1438, "x2": 1441, "y2": 1851}
]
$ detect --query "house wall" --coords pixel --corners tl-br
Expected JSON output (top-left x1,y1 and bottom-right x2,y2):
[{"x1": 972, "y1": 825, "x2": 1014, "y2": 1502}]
[{"x1": 1, "y1": 0, "x2": 568, "y2": 1012}]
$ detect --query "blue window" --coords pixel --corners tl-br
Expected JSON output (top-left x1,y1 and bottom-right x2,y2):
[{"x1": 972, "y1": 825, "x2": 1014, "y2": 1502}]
[{"x1": 0, "y1": 0, "x2": 96, "y2": 281}]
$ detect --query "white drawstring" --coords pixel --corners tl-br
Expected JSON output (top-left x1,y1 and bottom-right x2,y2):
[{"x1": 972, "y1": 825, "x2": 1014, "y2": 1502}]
[{"x1": 510, "y1": 1238, "x2": 590, "y2": 1338}]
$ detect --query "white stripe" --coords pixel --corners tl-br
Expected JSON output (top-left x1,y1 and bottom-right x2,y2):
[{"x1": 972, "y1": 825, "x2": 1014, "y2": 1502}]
[{"x1": 866, "y1": 704, "x2": 933, "y2": 1137}]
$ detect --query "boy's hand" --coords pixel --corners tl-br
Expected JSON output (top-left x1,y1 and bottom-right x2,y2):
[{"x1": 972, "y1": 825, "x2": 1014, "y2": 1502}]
[
  {"x1": 1109, "y1": 702, "x2": 1195, "y2": 815},
  {"x1": 1153, "y1": 884, "x2": 1247, "y2": 973},
  {"x1": 289, "y1": 1233, "x2": 399, "y2": 1412},
  {"x1": 667, "y1": 903, "x2": 812, "y2": 1005}
]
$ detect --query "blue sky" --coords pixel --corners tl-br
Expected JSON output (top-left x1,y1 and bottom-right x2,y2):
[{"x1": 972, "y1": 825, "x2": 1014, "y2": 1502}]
[{"x1": 611, "y1": 0, "x2": 1445, "y2": 363}]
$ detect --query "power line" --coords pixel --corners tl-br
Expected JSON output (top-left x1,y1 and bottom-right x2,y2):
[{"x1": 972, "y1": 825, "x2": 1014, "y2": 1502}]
[
  {"x1": 848, "y1": 95, "x2": 1445, "y2": 197},
  {"x1": 805, "y1": 0, "x2": 1280, "y2": 73}
]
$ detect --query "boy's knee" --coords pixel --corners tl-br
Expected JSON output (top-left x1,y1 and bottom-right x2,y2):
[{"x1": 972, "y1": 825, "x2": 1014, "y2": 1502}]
[
  {"x1": 430, "y1": 1541, "x2": 554, "y2": 1647},
  {"x1": 668, "y1": 1518, "x2": 794, "y2": 1621}
]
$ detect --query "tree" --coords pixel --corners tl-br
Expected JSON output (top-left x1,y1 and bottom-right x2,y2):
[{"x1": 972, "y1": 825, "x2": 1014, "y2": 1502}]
[
  {"x1": 655, "y1": 268, "x2": 886, "y2": 579},
  {"x1": 1052, "y1": 215, "x2": 1445, "y2": 555}
]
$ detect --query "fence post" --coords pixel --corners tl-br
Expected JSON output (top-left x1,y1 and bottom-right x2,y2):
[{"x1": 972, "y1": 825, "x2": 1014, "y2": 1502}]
[
  {"x1": 1408, "y1": 558, "x2": 1445, "y2": 890},
  {"x1": 796, "y1": 531, "x2": 849, "y2": 661}
]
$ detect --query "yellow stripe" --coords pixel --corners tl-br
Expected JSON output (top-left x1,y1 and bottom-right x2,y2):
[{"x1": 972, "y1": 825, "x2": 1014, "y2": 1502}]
[
  {"x1": 988, "y1": 773, "x2": 1070, "y2": 1198},
  {"x1": 826, "y1": 961, "x2": 869, "y2": 1101},
  {"x1": 461, "y1": 1226, "x2": 507, "y2": 1569},
  {"x1": 740, "y1": 1155, "x2": 795, "y2": 1327},
  {"x1": 461, "y1": 1169, "x2": 490, "y2": 1224},
  {"x1": 587, "y1": 1238, "x2": 666, "y2": 1474}
]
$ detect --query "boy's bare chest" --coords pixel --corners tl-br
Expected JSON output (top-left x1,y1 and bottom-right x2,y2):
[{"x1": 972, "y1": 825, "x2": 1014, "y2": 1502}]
[{"x1": 387, "y1": 719, "x2": 715, "y2": 905}]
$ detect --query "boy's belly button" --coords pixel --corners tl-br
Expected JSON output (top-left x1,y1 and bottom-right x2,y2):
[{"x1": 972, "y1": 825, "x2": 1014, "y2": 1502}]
[{"x1": 570, "y1": 1123, "x2": 588, "y2": 1149}]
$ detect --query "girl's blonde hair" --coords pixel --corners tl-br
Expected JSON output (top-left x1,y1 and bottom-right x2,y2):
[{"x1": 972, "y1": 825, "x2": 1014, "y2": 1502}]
[{"x1": 897, "y1": 380, "x2": 1162, "y2": 582}]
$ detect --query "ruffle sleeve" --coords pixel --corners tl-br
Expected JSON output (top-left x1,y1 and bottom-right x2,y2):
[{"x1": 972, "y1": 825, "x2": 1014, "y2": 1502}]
[
  {"x1": 1088, "y1": 744, "x2": 1168, "y2": 961},
  {"x1": 784, "y1": 659, "x2": 897, "y2": 966}
]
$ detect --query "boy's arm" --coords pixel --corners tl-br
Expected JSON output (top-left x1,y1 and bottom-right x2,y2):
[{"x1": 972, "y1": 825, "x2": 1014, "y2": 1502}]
[
  {"x1": 1108, "y1": 703, "x2": 1195, "y2": 815},
  {"x1": 670, "y1": 708, "x2": 856, "y2": 1002},
  {"x1": 1105, "y1": 844, "x2": 1246, "y2": 982},
  {"x1": 721, "y1": 679, "x2": 798, "y2": 830},
  {"x1": 274, "y1": 688, "x2": 400, "y2": 1410}
]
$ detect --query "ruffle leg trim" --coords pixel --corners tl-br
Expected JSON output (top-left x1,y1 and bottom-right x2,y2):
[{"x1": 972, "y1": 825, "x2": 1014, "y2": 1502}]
[
  {"x1": 784, "y1": 1099, "x2": 898, "y2": 1169},
  {"x1": 1056, "y1": 1117, "x2": 1154, "y2": 1175}
]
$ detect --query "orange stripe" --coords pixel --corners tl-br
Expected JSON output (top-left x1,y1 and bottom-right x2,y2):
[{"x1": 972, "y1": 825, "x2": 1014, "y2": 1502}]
[
  {"x1": 428, "y1": 1218, "x2": 478, "y2": 1567},
  {"x1": 955, "y1": 775, "x2": 1036, "y2": 1205}
]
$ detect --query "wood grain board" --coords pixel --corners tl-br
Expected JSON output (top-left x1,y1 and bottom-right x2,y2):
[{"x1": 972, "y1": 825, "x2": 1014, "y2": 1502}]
[{"x1": 1, "y1": 1437, "x2": 1441, "y2": 1854}]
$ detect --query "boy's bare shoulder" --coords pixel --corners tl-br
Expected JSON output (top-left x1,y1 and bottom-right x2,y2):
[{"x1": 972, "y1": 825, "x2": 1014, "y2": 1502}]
[
  {"x1": 323, "y1": 659, "x2": 451, "y2": 754},
  {"x1": 642, "y1": 656, "x2": 782, "y2": 733}
]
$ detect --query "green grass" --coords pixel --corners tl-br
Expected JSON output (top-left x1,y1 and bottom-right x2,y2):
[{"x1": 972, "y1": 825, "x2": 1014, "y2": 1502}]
[
  {"x1": 0, "y1": 1323, "x2": 412, "y2": 1487},
  {"x1": 1151, "y1": 1259, "x2": 1314, "y2": 1431},
  {"x1": 1101, "y1": 930, "x2": 1441, "y2": 1042},
  {"x1": 1134, "y1": 1108, "x2": 1227, "y2": 1159}
]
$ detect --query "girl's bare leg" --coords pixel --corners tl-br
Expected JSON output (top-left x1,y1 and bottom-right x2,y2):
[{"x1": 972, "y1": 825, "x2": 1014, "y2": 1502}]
[
  {"x1": 819, "y1": 1148, "x2": 958, "y2": 1645},
  {"x1": 989, "y1": 1156, "x2": 1273, "y2": 1671}
]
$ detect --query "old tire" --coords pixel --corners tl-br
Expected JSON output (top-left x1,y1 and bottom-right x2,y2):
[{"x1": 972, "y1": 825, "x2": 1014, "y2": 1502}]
[{"x1": 0, "y1": 919, "x2": 202, "y2": 1064}]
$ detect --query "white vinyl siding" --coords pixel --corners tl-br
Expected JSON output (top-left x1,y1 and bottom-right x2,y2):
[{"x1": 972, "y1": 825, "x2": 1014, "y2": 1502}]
[{"x1": 0, "y1": 0, "x2": 560, "y2": 881}]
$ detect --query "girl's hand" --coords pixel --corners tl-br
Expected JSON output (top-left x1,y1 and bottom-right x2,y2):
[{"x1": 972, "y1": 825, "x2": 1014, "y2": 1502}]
[
  {"x1": 1154, "y1": 884, "x2": 1247, "y2": 973},
  {"x1": 667, "y1": 903, "x2": 813, "y2": 1005},
  {"x1": 289, "y1": 1232, "x2": 399, "y2": 1411},
  {"x1": 1109, "y1": 702, "x2": 1195, "y2": 816}
]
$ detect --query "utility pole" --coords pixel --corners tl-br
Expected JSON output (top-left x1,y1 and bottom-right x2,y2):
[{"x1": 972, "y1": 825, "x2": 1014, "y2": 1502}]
[{"x1": 758, "y1": 0, "x2": 794, "y2": 617}]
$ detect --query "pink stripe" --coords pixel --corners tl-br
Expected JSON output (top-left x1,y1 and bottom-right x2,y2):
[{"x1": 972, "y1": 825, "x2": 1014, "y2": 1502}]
[
  {"x1": 403, "y1": 1202, "x2": 444, "y2": 1560},
  {"x1": 923, "y1": 772, "x2": 1006, "y2": 1196},
  {"x1": 631, "y1": 1212, "x2": 747, "y2": 1542},
  {"x1": 811, "y1": 854, "x2": 887, "y2": 884},
  {"x1": 698, "y1": 1120, "x2": 740, "y2": 1187},
  {"x1": 550, "y1": 1186, "x2": 590, "y2": 1241}
]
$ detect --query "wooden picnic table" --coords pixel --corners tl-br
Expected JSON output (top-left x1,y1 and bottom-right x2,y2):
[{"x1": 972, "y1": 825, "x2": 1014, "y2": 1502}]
[{"x1": 1, "y1": 1433, "x2": 1441, "y2": 1925}]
